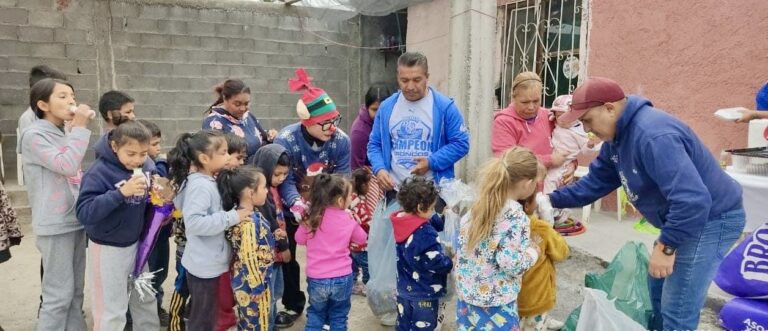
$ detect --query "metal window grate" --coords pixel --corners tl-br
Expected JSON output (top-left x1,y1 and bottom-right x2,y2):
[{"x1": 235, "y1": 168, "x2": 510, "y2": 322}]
[{"x1": 497, "y1": 0, "x2": 586, "y2": 108}]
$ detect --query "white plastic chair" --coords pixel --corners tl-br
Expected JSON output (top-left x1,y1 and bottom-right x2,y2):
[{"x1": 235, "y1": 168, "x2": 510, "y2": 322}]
[
  {"x1": 574, "y1": 166, "x2": 592, "y2": 223},
  {"x1": 574, "y1": 166, "x2": 622, "y2": 223}
]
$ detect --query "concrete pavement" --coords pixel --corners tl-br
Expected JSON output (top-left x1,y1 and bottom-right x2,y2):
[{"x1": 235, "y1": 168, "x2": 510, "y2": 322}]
[{"x1": 0, "y1": 211, "x2": 724, "y2": 330}]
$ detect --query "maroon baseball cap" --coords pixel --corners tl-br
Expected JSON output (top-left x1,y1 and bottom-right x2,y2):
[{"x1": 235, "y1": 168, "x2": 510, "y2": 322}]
[{"x1": 560, "y1": 77, "x2": 625, "y2": 123}]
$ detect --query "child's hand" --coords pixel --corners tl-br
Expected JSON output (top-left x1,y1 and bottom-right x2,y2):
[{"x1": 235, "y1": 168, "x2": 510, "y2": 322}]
[
  {"x1": 274, "y1": 228, "x2": 287, "y2": 240},
  {"x1": 267, "y1": 129, "x2": 278, "y2": 142},
  {"x1": 280, "y1": 250, "x2": 292, "y2": 262},
  {"x1": 119, "y1": 175, "x2": 147, "y2": 197},
  {"x1": 236, "y1": 208, "x2": 253, "y2": 224},
  {"x1": 153, "y1": 176, "x2": 175, "y2": 202},
  {"x1": 290, "y1": 199, "x2": 309, "y2": 222},
  {"x1": 550, "y1": 150, "x2": 567, "y2": 167},
  {"x1": 530, "y1": 233, "x2": 543, "y2": 257}
]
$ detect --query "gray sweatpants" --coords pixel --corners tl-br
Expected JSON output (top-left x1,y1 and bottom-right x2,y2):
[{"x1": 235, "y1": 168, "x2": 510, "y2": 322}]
[
  {"x1": 35, "y1": 230, "x2": 87, "y2": 331},
  {"x1": 88, "y1": 240, "x2": 159, "y2": 331}
]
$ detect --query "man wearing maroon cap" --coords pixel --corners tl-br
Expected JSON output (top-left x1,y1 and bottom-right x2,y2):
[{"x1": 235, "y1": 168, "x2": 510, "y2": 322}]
[{"x1": 546, "y1": 77, "x2": 745, "y2": 330}]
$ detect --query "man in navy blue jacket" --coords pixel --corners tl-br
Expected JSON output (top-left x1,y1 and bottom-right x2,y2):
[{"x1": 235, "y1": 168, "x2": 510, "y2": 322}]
[{"x1": 549, "y1": 77, "x2": 745, "y2": 331}]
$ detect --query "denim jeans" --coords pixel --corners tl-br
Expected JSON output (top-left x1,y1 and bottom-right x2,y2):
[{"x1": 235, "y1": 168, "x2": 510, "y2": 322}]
[
  {"x1": 306, "y1": 274, "x2": 354, "y2": 331},
  {"x1": 648, "y1": 208, "x2": 745, "y2": 331},
  {"x1": 269, "y1": 264, "x2": 284, "y2": 331},
  {"x1": 351, "y1": 251, "x2": 370, "y2": 284}
]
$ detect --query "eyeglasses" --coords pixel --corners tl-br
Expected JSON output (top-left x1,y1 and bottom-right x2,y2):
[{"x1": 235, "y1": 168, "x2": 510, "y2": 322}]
[{"x1": 318, "y1": 116, "x2": 342, "y2": 131}]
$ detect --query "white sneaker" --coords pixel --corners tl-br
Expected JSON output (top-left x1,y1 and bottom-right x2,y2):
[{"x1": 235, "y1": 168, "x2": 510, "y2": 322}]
[
  {"x1": 380, "y1": 312, "x2": 397, "y2": 326},
  {"x1": 322, "y1": 325, "x2": 330, "y2": 330},
  {"x1": 546, "y1": 317, "x2": 564, "y2": 330}
]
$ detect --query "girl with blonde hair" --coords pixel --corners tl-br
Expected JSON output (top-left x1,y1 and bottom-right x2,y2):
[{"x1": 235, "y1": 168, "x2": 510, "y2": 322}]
[{"x1": 455, "y1": 147, "x2": 541, "y2": 330}]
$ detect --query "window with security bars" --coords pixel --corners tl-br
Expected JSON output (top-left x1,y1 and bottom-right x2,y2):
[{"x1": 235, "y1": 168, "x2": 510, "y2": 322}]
[{"x1": 496, "y1": 0, "x2": 586, "y2": 108}]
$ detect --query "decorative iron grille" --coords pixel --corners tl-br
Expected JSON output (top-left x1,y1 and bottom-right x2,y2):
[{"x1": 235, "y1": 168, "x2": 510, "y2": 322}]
[{"x1": 497, "y1": 0, "x2": 587, "y2": 108}]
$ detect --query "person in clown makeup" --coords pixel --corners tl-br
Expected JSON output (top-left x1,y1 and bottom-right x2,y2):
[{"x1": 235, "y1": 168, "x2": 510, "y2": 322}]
[{"x1": 272, "y1": 68, "x2": 352, "y2": 327}]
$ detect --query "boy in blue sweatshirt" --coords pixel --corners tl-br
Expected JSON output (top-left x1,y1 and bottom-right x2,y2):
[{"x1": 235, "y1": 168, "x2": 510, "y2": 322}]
[
  {"x1": 548, "y1": 77, "x2": 745, "y2": 331},
  {"x1": 76, "y1": 121, "x2": 160, "y2": 330},
  {"x1": 390, "y1": 177, "x2": 453, "y2": 331}
]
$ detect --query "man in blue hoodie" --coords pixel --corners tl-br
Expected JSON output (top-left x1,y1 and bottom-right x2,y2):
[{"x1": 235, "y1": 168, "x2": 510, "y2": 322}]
[
  {"x1": 366, "y1": 51, "x2": 468, "y2": 326},
  {"x1": 368, "y1": 51, "x2": 470, "y2": 192},
  {"x1": 548, "y1": 77, "x2": 745, "y2": 331}
]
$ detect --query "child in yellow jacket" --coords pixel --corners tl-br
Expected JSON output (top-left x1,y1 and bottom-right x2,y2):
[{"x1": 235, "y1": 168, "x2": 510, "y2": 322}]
[{"x1": 518, "y1": 191, "x2": 570, "y2": 331}]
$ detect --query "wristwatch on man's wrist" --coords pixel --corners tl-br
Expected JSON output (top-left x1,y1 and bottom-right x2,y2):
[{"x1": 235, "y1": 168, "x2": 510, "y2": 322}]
[{"x1": 655, "y1": 240, "x2": 676, "y2": 256}]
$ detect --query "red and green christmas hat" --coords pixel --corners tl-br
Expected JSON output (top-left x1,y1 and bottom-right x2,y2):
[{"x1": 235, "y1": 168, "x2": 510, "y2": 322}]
[{"x1": 288, "y1": 68, "x2": 339, "y2": 126}]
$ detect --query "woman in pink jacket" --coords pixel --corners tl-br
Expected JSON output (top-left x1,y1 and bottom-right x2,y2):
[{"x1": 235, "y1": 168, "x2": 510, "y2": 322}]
[{"x1": 492, "y1": 72, "x2": 566, "y2": 170}]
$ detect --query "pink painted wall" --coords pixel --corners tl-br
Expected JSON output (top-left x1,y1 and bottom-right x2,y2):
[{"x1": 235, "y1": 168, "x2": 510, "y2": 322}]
[
  {"x1": 586, "y1": 0, "x2": 768, "y2": 155},
  {"x1": 406, "y1": 0, "x2": 450, "y2": 92}
]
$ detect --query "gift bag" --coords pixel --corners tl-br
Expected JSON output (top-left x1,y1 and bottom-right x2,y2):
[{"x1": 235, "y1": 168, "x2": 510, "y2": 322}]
[
  {"x1": 366, "y1": 199, "x2": 401, "y2": 318},
  {"x1": 575, "y1": 288, "x2": 646, "y2": 331},
  {"x1": 719, "y1": 298, "x2": 768, "y2": 331},
  {"x1": 564, "y1": 242, "x2": 653, "y2": 330},
  {"x1": 715, "y1": 223, "x2": 768, "y2": 299}
]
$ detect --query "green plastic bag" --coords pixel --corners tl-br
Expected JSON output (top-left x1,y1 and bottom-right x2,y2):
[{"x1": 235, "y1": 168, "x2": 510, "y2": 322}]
[
  {"x1": 563, "y1": 242, "x2": 654, "y2": 331},
  {"x1": 633, "y1": 218, "x2": 661, "y2": 235}
]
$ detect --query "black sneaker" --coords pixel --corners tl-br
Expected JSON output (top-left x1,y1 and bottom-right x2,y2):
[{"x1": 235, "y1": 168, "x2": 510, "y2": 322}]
[
  {"x1": 158, "y1": 307, "x2": 170, "y2": 327},
  {"x1": 275, "y1": 311, "x2": 297, "y2": 329}
]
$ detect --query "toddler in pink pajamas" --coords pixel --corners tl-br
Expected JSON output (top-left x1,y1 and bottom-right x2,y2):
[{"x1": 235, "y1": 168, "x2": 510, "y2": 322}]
[{"x1": 544, "y1": 95, "x2": 601, "y2": 225}]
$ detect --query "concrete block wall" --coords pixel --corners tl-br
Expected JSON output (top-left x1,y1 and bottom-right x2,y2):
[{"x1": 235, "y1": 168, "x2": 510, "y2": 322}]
[{"x1": 0, "y1": 0, "x2": 365, "y2": 182}]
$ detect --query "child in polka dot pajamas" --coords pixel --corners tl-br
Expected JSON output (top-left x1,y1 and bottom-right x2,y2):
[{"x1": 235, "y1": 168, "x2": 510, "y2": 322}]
[{"x1": 390, "y1": 177, "x2": 454, "y2": 331}]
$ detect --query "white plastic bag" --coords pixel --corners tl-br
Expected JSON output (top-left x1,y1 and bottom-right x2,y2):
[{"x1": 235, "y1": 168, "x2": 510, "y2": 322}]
[
  {"x1": 438, "y1": 178, "x2": 475, "y2": 210},
  {"x1": 575, "y1": 288, "x2": 646, "y2": 331},
  {"x1": 437, "y1": 178, "x2": 474, "y2": 251},
  {"x1": 366, "y1": 199, "x2": 400, "y2": 318}
]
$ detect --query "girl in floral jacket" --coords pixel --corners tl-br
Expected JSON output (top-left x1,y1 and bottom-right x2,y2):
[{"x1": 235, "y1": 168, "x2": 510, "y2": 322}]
[
  {"x1": 0, "y1": 181, "x2": 22, "y2": 264},
  {"x1": 455, "y1": 147, "x2": 541, "y2": 330}
]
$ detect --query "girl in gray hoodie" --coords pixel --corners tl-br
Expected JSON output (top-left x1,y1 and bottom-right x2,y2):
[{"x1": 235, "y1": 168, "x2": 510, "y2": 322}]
[
  {"x1": 168, "y1": 130, "x2": 251, "y2": 331},
  {"x1": 18, "y1": 78, "x2": 95, "y2": 331}
]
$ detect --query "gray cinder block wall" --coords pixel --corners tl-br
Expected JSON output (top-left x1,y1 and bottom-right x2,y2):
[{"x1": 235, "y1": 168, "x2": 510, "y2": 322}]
[{"x1": 0, "y1": 0, "x2": 397, "y2": 182}]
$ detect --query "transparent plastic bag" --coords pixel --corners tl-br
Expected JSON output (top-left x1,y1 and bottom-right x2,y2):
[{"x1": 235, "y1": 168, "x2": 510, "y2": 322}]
[
  {"x1": 438, "y1": 178, "x2": 475, "y2": 211},
  {"x1": 366, "y1": 199, "x2": 400, "y2": 318},
  {"x1": 437, "y1": 178, "x2": 474, "y2": 251}
]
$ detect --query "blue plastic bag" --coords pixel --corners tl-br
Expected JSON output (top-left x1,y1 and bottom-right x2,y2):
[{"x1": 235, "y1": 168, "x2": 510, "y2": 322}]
[
  {"x1": 719, "y1": 298, "x2": 768, "y2": 331},
  {"x1": 715, "y1": 223, "x2": 768, "y2": 299}
]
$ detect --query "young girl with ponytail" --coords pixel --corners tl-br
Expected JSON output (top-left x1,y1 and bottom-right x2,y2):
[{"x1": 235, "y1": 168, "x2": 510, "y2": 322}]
[
  {"x1": 454, "y1": 147, "x2": 541, "y2": 330},
  {"x1": 217, "y1": 166, "x2": 274, "y2": 331},
  {"x1": 168, "y1": 130, "x2": 251, "y2": 331}
]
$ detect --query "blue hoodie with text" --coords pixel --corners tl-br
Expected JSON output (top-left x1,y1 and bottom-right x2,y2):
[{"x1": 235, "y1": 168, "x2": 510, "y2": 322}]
[
  {"x1": 76, "y1": 133, "x2": 153, "y2": 247},
  {"x1": 549, "y1": 96, "x2": 743, "y2": 248}
]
